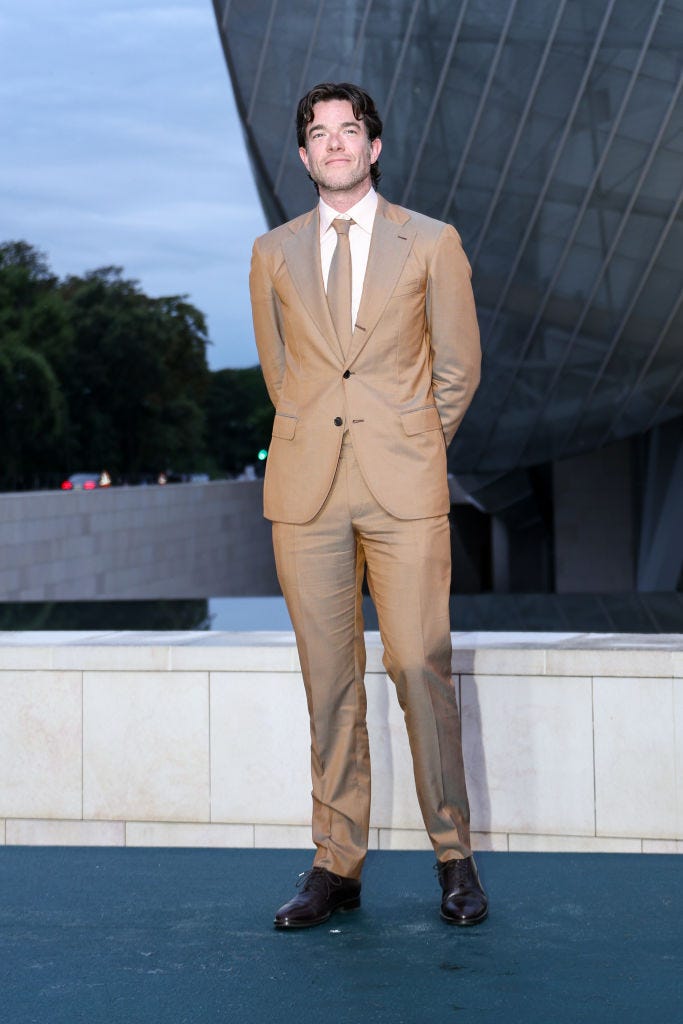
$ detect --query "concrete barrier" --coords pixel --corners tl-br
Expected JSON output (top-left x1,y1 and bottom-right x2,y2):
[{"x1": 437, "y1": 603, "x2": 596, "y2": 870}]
[
  {"x1": 0, "y1": 480, "x2": 278, "y2": 600},
  {"x1": 0, "y1": 630, "x2": 681, "y2": 853}
]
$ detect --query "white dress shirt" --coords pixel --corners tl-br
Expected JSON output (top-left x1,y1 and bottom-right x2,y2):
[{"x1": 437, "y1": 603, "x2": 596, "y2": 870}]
[{"x1": 319, "y1": 188, "x2": 378, "y2": 328}]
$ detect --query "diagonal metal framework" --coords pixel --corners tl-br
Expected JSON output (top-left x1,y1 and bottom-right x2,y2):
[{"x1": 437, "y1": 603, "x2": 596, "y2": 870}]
[
  {"x1": 473, "y1": 0, "x2": 617, "y2": 355},
  {"x1": 482, "y1": 0, "x2": 667, "y2": 467},
  {"x1": 470, "y1": 0, "x2": 568, "y2": 268},
  {"x1": 438, "y1": 0, "x2": 520, "y2": 221},
  {"x1": 399, "y1": 0, "x2": 471, "y2": 206},
  {"x1": 560, "y1": 170, "x2": 683, "y2": 452},
  {"x1": 213, "y1": 0, "x2": 683, "y2": 478},
  {"x1": 515, "y1": 63, "x2": 683, "y2": 462}
]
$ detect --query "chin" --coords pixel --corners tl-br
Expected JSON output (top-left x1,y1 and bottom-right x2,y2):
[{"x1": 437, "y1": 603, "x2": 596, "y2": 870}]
[
  {"x1": 320, "y1": 173, "x2": 365, "y2": 192},
  {"x1": 324, "y1": 180, "x2": 354, "y2": 192}
]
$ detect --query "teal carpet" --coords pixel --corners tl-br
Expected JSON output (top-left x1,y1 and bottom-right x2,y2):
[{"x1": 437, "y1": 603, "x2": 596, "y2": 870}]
[{"x1": 1, "y1": 848, "x2": 680, "y2": 1024}]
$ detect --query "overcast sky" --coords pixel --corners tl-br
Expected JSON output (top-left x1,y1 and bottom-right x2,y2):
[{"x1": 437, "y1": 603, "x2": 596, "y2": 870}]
[{"x1": 1, "y1": 0, "x2": 268, "y2": 369}]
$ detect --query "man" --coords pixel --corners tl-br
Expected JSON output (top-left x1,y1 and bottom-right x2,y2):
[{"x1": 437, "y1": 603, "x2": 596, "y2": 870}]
[{"x1": 249, "y1": 82, "x2": 486, "y2": 929}]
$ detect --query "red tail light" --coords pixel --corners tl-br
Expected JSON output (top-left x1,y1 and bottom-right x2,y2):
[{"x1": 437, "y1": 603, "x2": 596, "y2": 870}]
[{"x1": 61, "y1": 480, "x2": 73, "y2": 490}]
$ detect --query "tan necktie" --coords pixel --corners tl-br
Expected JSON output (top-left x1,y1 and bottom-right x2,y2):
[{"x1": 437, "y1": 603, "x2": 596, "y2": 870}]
[{"x1": 327, "y1": 218, "x2": 354, "y2": 355}]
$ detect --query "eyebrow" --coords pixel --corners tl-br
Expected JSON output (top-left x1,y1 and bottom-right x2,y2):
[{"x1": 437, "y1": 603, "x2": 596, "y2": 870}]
[{"x1": 308, "y1": 120, "x2": 362, "y2": 135}]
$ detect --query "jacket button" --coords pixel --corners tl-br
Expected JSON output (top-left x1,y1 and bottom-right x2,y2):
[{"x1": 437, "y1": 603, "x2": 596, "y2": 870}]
[
  {"x1": 334, "y1": 416, "x2": 343, "y2": 426},
  {"x1": 343, "y1": 370, "x2": 351, "y2": 379}
]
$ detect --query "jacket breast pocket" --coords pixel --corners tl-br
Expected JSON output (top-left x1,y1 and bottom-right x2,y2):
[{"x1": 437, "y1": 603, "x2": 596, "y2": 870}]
[
  {"x1": 400, "y1": 405, "x2": 442, "y2": 435},
  {"x1": 272, "y1": 413, "x2": 297, "y2": 440}
]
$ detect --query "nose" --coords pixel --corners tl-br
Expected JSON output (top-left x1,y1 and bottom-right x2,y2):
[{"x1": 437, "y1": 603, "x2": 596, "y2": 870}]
[{"x1": 327, "y1": 131, "x2": 344, "y2": 150}]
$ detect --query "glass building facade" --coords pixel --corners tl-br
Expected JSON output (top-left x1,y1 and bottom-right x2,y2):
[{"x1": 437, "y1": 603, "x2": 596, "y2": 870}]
[{"x1": 213, "y1": 0, "x2": 683, "y2": 593}]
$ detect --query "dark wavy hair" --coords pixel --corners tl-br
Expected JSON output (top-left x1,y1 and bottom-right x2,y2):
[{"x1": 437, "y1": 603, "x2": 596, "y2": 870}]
[{"x1": 296, "y1": 82, "x2": 382, "y2": 188}]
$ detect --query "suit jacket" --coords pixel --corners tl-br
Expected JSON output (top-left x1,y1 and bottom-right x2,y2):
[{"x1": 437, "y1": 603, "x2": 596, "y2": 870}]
[{"x1": 249, "y1": 194, "x2": 481, "y2": 524}]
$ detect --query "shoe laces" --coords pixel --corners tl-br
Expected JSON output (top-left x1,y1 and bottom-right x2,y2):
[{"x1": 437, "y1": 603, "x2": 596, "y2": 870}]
[
  {"x1": 297, "y1": 867, "x2": 342, "y2": 896},
  {"x1": 436, "y1": 858, "x2": 470, "y2": 885}
]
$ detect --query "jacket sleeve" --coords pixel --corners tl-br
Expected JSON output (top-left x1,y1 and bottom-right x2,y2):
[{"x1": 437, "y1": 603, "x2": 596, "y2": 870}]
[
  {"x1": 426, "y1": 224, "x2": 481, "y2": 446},
  {"x1": 249, "y1": 238, "x2": 286, "y2": 409}
]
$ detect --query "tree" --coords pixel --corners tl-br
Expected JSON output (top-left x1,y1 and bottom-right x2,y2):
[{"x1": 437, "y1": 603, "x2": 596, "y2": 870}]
[
  {"x1": 0, "y1": 243, "x2": 213, "y2": 488},
  {"x1": 206, "y1": 366, "x2": 272, "y2": 476},
  {"x1": 0, "y1": 240, "x2": 282, "y2": 489},
  {"x1": 0, "y1": 341, "x2": 66, "y2": 489},
  {"x1": 55, "y1": 266, "x2": 212, "y2": 478},
  {"x1": 0, "y1": 242, "x2": 68, "y2": 487}
]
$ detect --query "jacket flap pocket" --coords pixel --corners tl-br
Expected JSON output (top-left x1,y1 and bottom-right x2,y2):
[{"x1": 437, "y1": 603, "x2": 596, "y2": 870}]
[
  {"x1": 401, "y1": 405, "x2": 442, "y2": 436},
  {"x1": 272, "y1": 413, "x2": 297, "y2": 440}
]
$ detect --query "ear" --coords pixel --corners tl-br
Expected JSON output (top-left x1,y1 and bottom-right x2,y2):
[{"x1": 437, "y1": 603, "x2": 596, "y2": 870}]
[
  {"x1": 299, "y1": 146, "x2": 310, "y2": 173},
  {"x1": 370, "y1": 137, "x2": 382, "y2": 164}
]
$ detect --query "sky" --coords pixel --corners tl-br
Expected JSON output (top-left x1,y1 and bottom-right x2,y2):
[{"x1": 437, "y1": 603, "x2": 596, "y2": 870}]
[{"x1": 0, "y1": 0, "x2": 268, "y2": 369}]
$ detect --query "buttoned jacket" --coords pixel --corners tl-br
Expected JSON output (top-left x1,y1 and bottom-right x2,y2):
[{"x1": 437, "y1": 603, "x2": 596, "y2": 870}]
[{"x1": 249, "y1": 195, "x2": 481, "y2": 524}]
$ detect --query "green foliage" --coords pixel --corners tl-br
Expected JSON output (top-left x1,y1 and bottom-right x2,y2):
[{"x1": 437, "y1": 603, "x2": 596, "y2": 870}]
[
  {"x1": 56, "y1": 267, "x2": 211, "y2": 477},
  {"x1": 206, "y1": 366, "x2": 272, "y2": 476},
  {"x1": 0, "y1": 340, "x2": 66, "y2": 489},
  {"x1": 0, "y1": 240, "x2": 272, "y2": 489}
]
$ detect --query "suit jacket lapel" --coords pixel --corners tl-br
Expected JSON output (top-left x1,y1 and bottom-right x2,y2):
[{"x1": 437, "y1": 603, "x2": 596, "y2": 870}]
[
  {"x1": 349, "y1": 200, "x2": 416, "y2": 365},
  {"x1": 281, "y1": 210, "x2": 345, "y2": 363}
]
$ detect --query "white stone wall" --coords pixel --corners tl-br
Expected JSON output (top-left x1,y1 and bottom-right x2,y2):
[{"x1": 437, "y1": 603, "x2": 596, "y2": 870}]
[
  {"x1": 0, "y1": 480, "x2": 278, "y2": 599},
  {"x1": 0, "y1": 631, "x2": 681, "y2": 852}
]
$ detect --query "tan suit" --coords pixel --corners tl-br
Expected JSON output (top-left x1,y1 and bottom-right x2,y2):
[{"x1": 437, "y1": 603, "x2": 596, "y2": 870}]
[{"x1": 250, "y1": 194, "x2": 481, "y2": 878}]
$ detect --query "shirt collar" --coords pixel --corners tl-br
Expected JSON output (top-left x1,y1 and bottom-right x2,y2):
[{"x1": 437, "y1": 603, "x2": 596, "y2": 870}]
[{"x1": 319, "y1": 188, "x2": 378, "y2": 238}]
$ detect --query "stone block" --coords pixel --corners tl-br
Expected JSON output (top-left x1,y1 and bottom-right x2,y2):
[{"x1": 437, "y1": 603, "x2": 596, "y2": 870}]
[
  {"x1": 471, "y1": 831, "x2": 509, "y2": 851},
  {"x1": 546, "y1": 647, "x2": 674, "y2": 678},
  {"x1": 7, "y1": 819, "x2": 125, "y2": 846},
  {"x1": 126, "y1": 821, "x2": 254, "y2": 848},
  {"x1": 83, "y1": 671, "x2": 210, "y2": 822},
  {"x1": 0, "y1": 671, "x2": 82, "y2": 819},
  {"x1": 508, "y1": 833, "x2": 642, "y2": 853},
  {"x1": 641, "y1": 839, "x2": 682, "y2": 853},
  {"x1": 377, "y1": 828, "x2": 432, "y2": 851},
  {"x1": 594, "y1": 676, "x2": 680, "y2": 839},
  {"x1": 461, "y1": 673, "x2": 595, "y2": 837},
  {"x1": 210, "y1": 671, "x2": 310, "y2": 825},
  {"x1": 253, "y1": 824, "x2": 315, "y2": 849}
]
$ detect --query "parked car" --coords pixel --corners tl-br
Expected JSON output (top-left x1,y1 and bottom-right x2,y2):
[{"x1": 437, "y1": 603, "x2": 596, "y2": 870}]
[{"x1": 60, "y1": 472, "x2": 111, "y2": 491}]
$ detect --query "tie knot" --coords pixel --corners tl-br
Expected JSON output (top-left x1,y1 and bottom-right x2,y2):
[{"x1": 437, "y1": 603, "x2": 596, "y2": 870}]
[{"x1": 332, "y1": 218, "x2": 353, "y2": 237}]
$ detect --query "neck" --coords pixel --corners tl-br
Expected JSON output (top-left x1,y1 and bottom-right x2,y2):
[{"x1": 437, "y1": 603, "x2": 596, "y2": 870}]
[{"x1": 319, "y1": 180, "x2": 373, "y2": 214}]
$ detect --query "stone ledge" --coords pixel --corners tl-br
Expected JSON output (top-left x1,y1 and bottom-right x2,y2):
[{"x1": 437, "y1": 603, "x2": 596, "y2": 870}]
[
  {"x1": 3, "y1": 818, "x2": 681, "y2": 853},
  {"x1": 1, "y1": 631, "x2": 681, "y2": 851},
  {"x1": 1, "y1": 630, "x2": 682, "y2": 676}
]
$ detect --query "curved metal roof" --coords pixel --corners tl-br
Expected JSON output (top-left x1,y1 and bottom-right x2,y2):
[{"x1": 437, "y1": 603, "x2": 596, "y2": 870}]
[{"x1": 213, "y1": 0, "x2": 683, "y2": 476}]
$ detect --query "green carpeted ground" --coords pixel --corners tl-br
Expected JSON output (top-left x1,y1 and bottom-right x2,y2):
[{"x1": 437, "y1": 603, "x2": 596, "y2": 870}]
[{"x1": 0, "y1": 848, "x2": 680, "y2": 1024}]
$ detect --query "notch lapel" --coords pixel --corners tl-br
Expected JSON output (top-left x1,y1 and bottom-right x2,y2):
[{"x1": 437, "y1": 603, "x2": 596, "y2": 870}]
[
  {"x1": 348, "y1": 205, "x2": 416, "y2": 365},
  {"x1": 281, "y1": 211, "x2": 345, "y2": 363}
]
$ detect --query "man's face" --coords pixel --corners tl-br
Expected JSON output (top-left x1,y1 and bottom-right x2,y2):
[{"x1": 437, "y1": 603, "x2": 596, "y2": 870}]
[{"x1": 299, "y1": 98, "x2": 381, "y2": 196}]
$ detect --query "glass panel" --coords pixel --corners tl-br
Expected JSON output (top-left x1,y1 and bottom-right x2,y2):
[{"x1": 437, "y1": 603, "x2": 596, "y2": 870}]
[{"x1": 216, "y1": 0, "x2": 683, "y2": 472}]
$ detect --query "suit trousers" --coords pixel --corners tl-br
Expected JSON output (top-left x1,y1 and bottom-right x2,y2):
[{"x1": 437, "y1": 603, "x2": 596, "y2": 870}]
[{"x1": 272, "y1": 434, "x2": 472, "y2": 879}]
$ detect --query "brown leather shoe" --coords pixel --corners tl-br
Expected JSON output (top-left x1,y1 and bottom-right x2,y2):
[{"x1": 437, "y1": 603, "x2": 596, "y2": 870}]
[
  {"x1": 437, "y1": 856, "x2": 488, "y2": 926},
  {"x1": 274, "y1": 867, "x2": 361, "y2": 929}
]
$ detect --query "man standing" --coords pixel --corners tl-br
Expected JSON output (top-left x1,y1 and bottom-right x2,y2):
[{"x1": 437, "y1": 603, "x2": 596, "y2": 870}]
[{"x1": 249, "y1": 83, "x2": 486, "y2": 928}]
